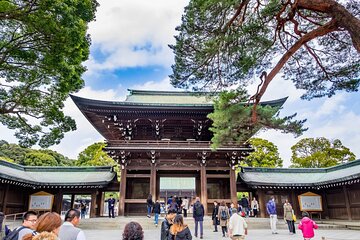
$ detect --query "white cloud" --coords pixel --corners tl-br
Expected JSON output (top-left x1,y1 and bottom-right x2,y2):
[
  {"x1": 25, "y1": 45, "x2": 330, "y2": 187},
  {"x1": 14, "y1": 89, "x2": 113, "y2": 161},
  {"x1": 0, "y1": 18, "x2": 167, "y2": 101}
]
[
  {"x1": 85, "y1": 0, "x2": 189, "y2": 73},
  {"x1": 130, "y1": 77, "x2": 177, "y2": 91}
]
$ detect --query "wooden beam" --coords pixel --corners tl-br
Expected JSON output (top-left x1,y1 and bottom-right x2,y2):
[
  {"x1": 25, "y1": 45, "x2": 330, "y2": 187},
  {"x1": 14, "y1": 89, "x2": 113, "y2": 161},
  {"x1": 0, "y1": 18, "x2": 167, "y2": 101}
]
[
  {"x1": 1, "y1": 184, "x2": 9, "y2": 213},
  {"x1": 90, "y1": 191, "x2": 97, "y2": 218},
  {"x1": 206, "y1": 174, "x2": 230, "y2": 178},
  {"x1": 118, "y1": 167, "x2": 127, "y2": 216},
  {"x1": 343, "y1": 186, "x2": 352, "y2": 220},
  {"x1": 124, "y1": 199, "x2": 147, "y2": 203},
  {"x1": 150, "y1": 164, "x2": 157, "y2": 201},
  {"x1": 200, "y1": 165, "x2": 208, "y2": 214},
  {"x1": 127, "y1": 174, "x2": 151, "y2": 178},
  {"x1": 258, "y1": 190, "x2": 266, "y2": 218},
  {"x1": 230, "y1": 169, "x2": 237, "y2": 204}
]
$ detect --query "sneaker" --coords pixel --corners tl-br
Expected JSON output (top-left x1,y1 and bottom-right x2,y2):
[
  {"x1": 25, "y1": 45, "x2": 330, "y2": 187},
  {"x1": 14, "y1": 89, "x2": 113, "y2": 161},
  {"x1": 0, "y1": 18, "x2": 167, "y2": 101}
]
[
  {"x1": 155, "y1": 224, "x2": 158, "y2": 227},
  {"x1": 147, "y1": 215, "x2": 151, "y2": 218},
  {"x1": 200, "y1": 237, "x2": 203, "y2": 239}
]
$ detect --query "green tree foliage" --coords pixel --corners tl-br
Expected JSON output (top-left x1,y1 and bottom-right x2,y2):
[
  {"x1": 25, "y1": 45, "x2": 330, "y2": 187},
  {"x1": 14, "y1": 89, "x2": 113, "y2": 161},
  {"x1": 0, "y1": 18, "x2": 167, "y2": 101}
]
[
  {"x1": 208, "y1": 90, "x2": 307, "y2": 148},
  {"x1": 23, "y1": 151, "x2": 58, "y2": 166},
  {"x1": 245, "y1": 138, "x2": 283, "y2": 167},
  {"x1": 0, "y1": 140, "x2": 74, "y2": 165},
  {"x1": 170, "y1": 0, "x2": 360, "y2": 111},
  {"x1": 290, "y1": 137, "x2": 356, "y2": 168},
  {"x1": 0, "y1": 0, "x2": 99, "y2": 147},
  {"x1": 76, "y1": 142, "x2": 116, "y2": 167}
]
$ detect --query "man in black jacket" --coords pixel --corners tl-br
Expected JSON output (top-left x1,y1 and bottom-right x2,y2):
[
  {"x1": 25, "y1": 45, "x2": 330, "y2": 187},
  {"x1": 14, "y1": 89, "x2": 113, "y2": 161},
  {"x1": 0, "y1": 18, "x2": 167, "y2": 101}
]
[
  {"x1": 160, "y1": 209, "x2": 177, "y2": 240},
  {"x1": 212, "y1": 201, "x2": 219, "y2": 232},
  {"x1": 153, "y1": 200, "x2": 161, "y2": 227}
]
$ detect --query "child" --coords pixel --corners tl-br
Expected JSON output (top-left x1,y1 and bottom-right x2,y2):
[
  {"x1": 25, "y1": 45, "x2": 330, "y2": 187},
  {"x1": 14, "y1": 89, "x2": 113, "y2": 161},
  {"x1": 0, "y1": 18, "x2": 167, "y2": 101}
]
[{"x1": 298, "y1": 211, "x2": 318, "y2": 240}]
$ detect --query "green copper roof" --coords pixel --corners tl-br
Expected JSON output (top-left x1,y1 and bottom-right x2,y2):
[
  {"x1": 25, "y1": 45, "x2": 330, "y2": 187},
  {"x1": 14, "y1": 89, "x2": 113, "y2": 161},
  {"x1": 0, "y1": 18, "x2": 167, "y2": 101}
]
[
  {"x1": 125, "y1": 89, "x2": 214, "y2": 105},
  {"x1": 238, "y1": 159, "x2": 360, "y2": 187},
  {"x1": 0, "y1": 160, "x2": 116, "y2": 187}
]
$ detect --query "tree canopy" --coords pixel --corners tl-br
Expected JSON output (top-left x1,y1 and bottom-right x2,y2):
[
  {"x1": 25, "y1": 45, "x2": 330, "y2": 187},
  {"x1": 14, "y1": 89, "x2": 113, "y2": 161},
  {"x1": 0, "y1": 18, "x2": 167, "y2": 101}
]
[
  {"x1": 290, "y1": 137, "x2": 356, "y2": 168},
  {"x1": 244, "y1": 138, "x2": 283, "y2": 167},
  {"x1": 170, "y1": 0, "x2": 360, "y2": 118},
  {"x1": 0, "y1": 140, "x2": 74, "y2": 165},
  {"x1": 75, "y1": 142, "x2": 117, "y2": 167},
  {"x1": 208, "y1": 89, "x2": 307, "y2": 148},
  {"x1": 0, "y1": 0, "x2": 99, "y2": 147}
]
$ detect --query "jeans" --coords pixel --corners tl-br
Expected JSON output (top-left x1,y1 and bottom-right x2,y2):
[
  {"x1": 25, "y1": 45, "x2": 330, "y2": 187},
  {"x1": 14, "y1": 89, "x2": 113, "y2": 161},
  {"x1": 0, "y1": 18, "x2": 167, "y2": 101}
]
[
  {"x1": 286, "y1": 220, "x2": 296, "y2": 233},
  {"x1": 270, "y1": 214, "x2": 277, "y2": 233},
  {"x1": 194, "y1": 220, "x2": 203, "y2": 237},
  {"x1": 147, "y1": 205, "x2": 152, "y2": 216},
  {"x1": 154, "y1": 213, "x2": 159, "y2": 225}
]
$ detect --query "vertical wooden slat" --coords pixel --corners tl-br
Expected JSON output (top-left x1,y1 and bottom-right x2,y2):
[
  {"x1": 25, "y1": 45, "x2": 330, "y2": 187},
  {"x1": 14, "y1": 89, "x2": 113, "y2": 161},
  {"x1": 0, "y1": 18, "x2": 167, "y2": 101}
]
[
  {"x1": 230, "y1": 169, "x2": 237, "y2": 204},
  {"x1": 200, "y1": 165, "x2": 208, "y2": 214},
  {"x1": 258, "y1": 190, "x2": 266, "y2": 218},
  {"x1": 150, "y1": 164, "x2": 157, "y2": 201},
  {"x1": 343, "y1": 186, "x2": 352, "y2": 220}
]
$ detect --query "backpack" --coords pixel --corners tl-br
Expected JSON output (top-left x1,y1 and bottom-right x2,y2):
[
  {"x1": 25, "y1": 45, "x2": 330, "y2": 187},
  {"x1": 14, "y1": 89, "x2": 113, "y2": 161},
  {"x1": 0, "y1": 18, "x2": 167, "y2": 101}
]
[
  {"x1": 3, "y1": 226, "x2": 26, "y2": 240},
  {"x1": 220, "y1": 209, "x2": 228, "y2": 220},
  {"x1": 194, "y1": 203, "x2": 203, "y2": 216}
]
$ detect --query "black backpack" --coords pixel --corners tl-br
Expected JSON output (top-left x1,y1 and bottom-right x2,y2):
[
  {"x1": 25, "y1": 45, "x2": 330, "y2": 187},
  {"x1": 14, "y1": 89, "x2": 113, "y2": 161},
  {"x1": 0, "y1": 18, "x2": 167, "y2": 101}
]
[
  {"x1": 220, "y1": 209, "x2": 228, "y2": 220},
  {"x1": 3, "y1": 226, "x2": 26, "y2": 240},
  {"x1": 194, "y1": 203, "x2": 203, "y2": 216}
]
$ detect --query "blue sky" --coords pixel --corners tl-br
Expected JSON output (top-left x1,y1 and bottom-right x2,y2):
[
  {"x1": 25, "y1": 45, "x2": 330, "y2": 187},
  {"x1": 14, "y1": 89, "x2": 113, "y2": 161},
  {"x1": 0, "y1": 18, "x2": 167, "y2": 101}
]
[{"x1": 1, "y1": 0, "x2": 359, "y2": 167}]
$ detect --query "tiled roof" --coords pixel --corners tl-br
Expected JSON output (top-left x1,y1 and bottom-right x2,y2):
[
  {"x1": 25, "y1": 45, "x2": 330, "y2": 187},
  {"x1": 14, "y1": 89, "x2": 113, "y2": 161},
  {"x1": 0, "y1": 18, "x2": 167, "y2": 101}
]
[
  {"x1": 238, "y1": 159, "x2": 360, "y2": 187},
  {"x1": 0, "y1": 160, "x2": 116, "y2": 187}
]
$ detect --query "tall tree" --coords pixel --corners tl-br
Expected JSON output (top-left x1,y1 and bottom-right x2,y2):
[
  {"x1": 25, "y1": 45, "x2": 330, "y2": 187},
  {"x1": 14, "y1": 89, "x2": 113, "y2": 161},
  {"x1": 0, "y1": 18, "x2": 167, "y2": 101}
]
[
  {"x1": 76, "y1": 142, "x2": 117, "y2": 167},
  {"x1": 23, "y1": 151, "x2": 58, "y2": 166},
  {"x1": 0, "y1": 0, "x2": 99, "y2": 147},
  {"x1": 244, "y1": 138, "x2": 283, "y2": 167},
  {"x1": 170, "y1": 0, "x2": 360, "y2": 123},
  {"x1": 290, "y1": 137, "x2": 356, "y2": 168},
  {"x1": 208, "y1": 90, "x2": 306, "y2": 148}
]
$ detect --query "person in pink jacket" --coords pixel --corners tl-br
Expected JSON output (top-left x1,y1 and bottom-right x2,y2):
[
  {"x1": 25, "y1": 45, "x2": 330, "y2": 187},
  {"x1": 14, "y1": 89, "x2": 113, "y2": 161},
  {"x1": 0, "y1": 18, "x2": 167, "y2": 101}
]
[{"x1": 298, "y1": 212, "x2": 318, "y2": 240}]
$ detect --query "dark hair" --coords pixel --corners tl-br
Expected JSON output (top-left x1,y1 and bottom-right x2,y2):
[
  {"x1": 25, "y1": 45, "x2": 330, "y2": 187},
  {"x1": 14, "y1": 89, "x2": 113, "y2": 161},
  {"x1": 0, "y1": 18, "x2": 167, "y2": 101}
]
[
  {"x1": 220, "y1": 200, "x2": 226, "y2": 206},
  {"x1": 214, "y1": 201, "x2": 218, "y2": 204},
  {"x1": 184, "y1": 196, "x2": 187, "y2": 199},
  {"x1": 302, "y1": 211, "x2": 309, "y2": 218},
  {"x1": 167, "y1": 209, "x2": 177, "y2": 214},
  {"x1": 65, "y1": 208, "x2": 80, "y2": 222},
  {"x1": 122, "y1": 221, "x2": 143, "y2": 240},
  {"x1": 23, "y1": 211, "x2": 38, "y2": 222}
]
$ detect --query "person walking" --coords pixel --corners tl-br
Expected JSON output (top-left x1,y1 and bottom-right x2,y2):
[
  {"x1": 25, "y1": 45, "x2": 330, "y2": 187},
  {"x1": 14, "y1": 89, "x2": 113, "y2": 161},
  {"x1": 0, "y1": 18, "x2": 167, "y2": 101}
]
[
  {"x1": 266, "y1": 196, "x2": 278, "y2": 234},
  {"x1": 80, "y1": 202, "x2": 86, "y2": 219},
  {"x1": 161, "y1": 209, "x2": 177, "y2": 240},
  {"x1": 168, "y1": 214, "x2": 192, "y2": 240},
  {"x1": 251, "y1": 197, "x2": 259, "y2": 218},
  {"x1": 212, "y1": 201, "x2": 219, "y2": 232},
  {"x1": 153, "y1": 200, "x2": 161, "y2": 227},
  {"x1": 182, "y1": 196, "x2": 189, "y2": 218},
  {"x1": 298, "y1": 212, "x2": 318, "y2": 240},
  {"x1": 228, "y1": 208, "x2": 248, "y2": 240},
  {"x1": 240, "y1": 195, "x2": 249, "y2": 217},
  {"x1": 218, "y1": 201, "x2": 230, "y2": 237},
  {"x1": 108, "y1": 195, "x2": 116, "y2": 218},
  {"x1": 58, "y1": 209, "x2": 86, "y2": 240},
  {"x1": 147, "y1": 194, "x2": 153, "y2": 218},
  {"x1": 192, "y1": 197, "x2": 204, "y2": 239},
  {"x1": 284, "y1": 199, "x2": 296, "y2": 235}
]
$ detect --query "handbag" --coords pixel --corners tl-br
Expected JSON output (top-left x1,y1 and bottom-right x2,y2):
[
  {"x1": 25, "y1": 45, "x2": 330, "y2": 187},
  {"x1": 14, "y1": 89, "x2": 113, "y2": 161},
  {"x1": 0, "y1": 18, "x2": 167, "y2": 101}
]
[{"x1": 292, "y1": 210, "x2": 297, "y2": 222}]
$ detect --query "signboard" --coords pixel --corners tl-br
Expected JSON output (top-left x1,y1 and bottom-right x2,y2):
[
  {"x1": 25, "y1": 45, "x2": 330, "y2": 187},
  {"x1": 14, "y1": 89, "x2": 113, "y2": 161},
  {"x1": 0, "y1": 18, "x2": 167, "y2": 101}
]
[
  {"x1": 298, "y1": 192, "x2": 322, "y2": 211},
  {"x1": 29, "y1": 191, "x2": 54, "y2": 211}
]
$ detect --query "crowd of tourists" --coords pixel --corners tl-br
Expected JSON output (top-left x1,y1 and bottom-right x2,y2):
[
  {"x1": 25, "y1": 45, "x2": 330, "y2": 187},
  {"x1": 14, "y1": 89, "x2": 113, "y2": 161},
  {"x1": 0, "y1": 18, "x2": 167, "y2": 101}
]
[{"x1": 2, "y1": 194, "x2": 318, "y2": 240}]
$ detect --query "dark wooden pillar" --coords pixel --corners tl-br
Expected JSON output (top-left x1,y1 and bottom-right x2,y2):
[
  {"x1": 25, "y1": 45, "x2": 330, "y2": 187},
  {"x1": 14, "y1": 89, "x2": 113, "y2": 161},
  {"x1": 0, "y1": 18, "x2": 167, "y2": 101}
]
[
  {"x1": 321, "y1": 190, "x2": 329, "y2": 219},
  {"x1": 230, "y1": 169, "x2": 237, "y2": 204},
  {"x1": 119, "y1": 167, "x2": 127, "y2": 216},
  {"x1": 258, "y1": 190, "x2": 266, "y2": 218},
  {"x1": 200, "y1": 165, "x2": 208, "y2": 214},
  {"x1": 343, "y1": 186, "x2": 352, "y2": 220},
  {"x1": 90, "y1": 191, "x2": 97, "y2": 218},
  {"x1": 70, "y1": 194, "x2": 75, "y2": 209},
  {"x1": 1, "y1": 184, "x2": 9, "y2": 213},
  {"x1": 150, "y1": 164, "x2": 157, "y2": 201},
  {"x1": 291, "y1": 190, "x2": 299, "y2": 217},
  {"x1": 54, "y1": 190, "x2": 63, "y2": 213}
]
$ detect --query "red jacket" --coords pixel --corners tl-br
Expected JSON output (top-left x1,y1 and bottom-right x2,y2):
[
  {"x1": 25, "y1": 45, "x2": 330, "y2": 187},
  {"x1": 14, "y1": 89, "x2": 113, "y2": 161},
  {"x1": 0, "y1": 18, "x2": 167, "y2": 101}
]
[{"x1": 298, "y1": 217, "x2": 318, "y2": 238}]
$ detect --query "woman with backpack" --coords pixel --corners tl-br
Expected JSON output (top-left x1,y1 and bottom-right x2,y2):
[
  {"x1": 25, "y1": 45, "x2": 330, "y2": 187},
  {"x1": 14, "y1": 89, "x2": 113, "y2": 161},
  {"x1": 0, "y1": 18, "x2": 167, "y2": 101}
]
[{"x1": 218, "y1": 201, "x2": 230, "y2": 237}]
